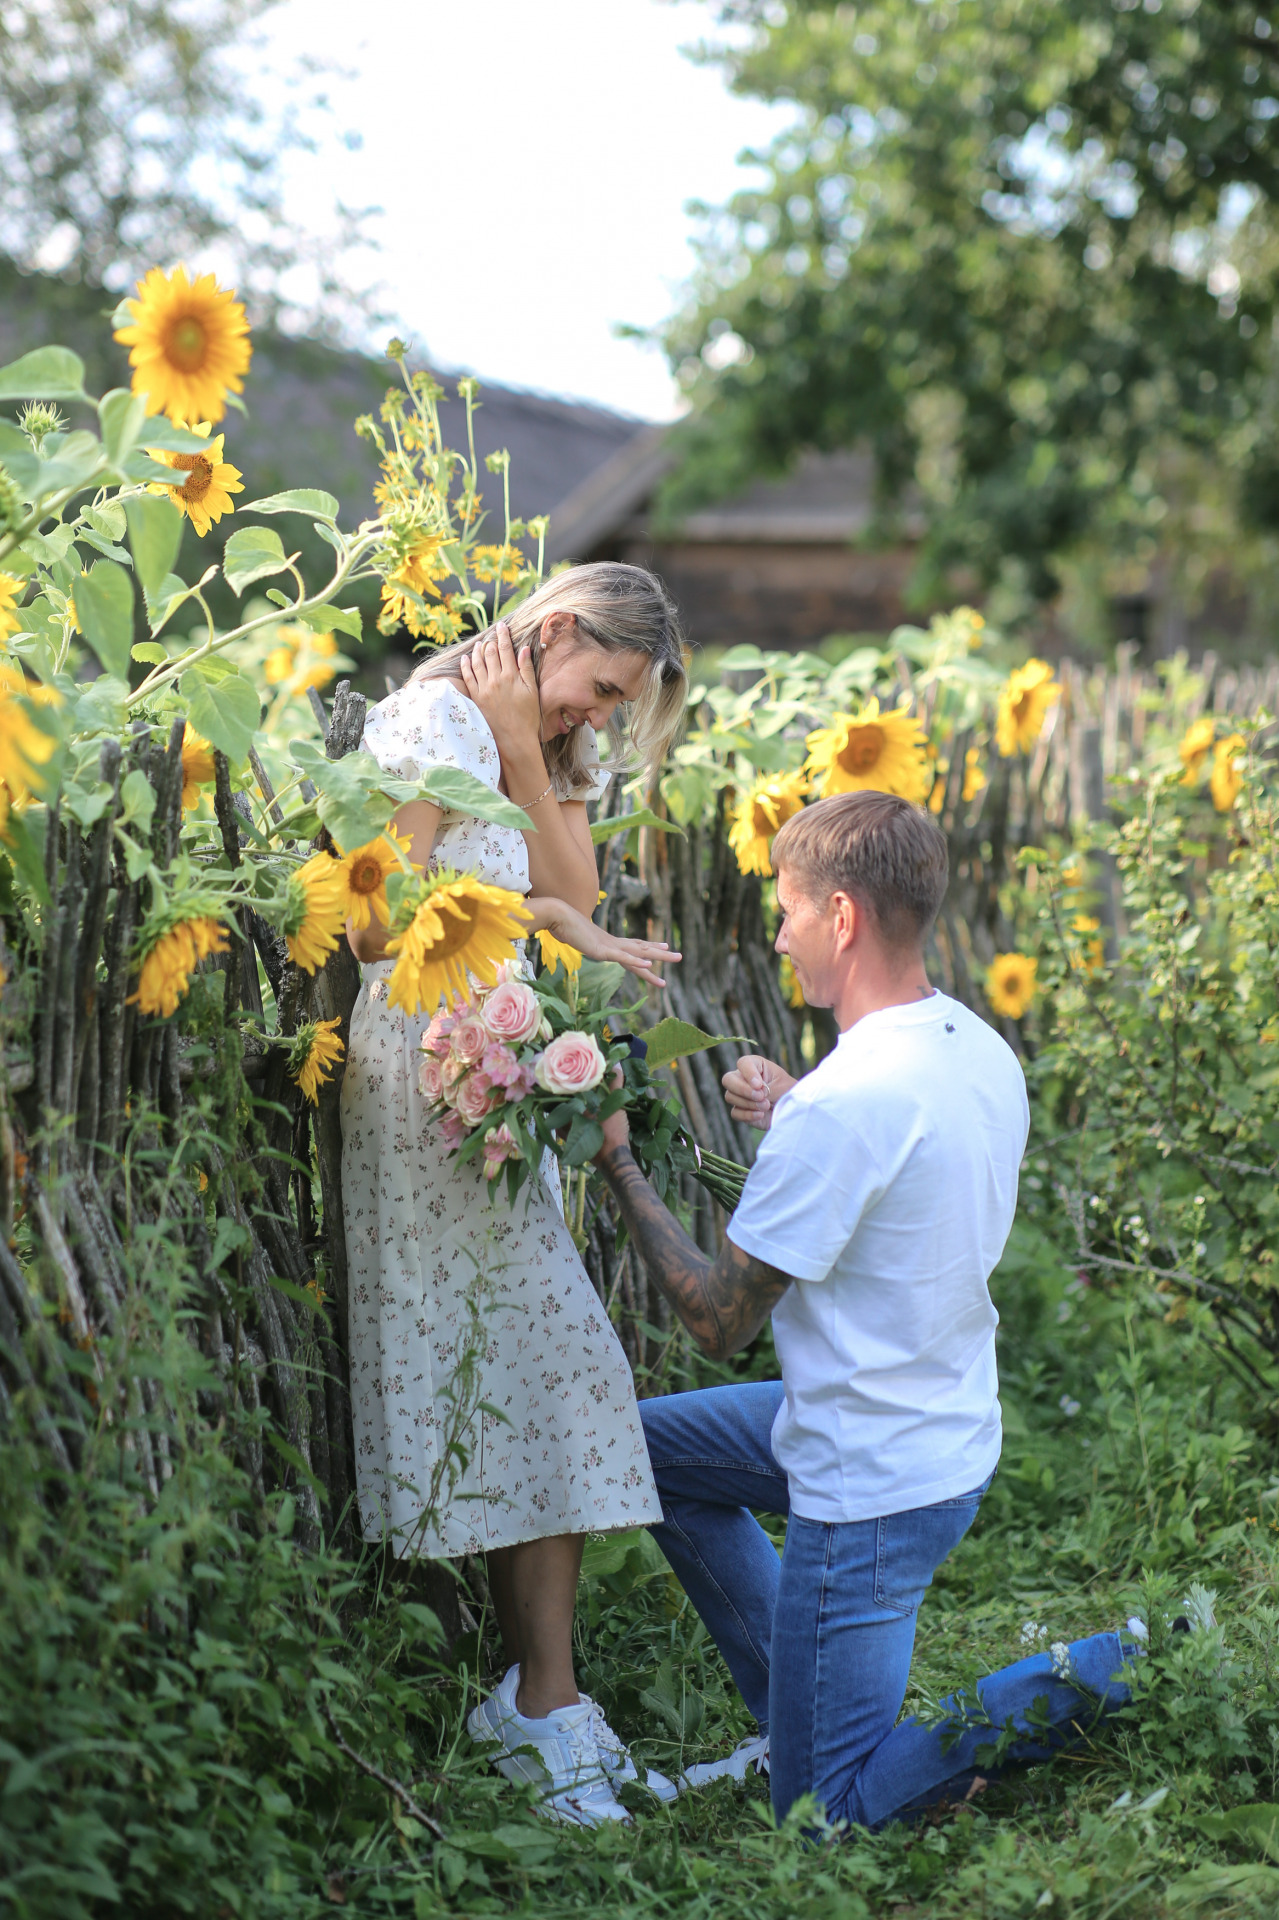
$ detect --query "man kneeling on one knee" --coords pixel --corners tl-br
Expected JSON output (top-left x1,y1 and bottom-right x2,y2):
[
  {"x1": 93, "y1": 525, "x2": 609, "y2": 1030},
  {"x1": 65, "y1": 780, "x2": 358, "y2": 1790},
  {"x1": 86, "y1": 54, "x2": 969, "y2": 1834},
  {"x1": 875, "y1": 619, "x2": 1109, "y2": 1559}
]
[{"x1": 594, "y1": 790, "x2": 1138, "y2": 1830}]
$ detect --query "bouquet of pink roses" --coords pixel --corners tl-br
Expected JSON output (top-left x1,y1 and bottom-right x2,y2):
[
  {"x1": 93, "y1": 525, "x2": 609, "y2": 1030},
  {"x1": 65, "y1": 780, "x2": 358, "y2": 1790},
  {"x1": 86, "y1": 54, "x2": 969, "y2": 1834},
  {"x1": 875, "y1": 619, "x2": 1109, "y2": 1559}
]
[{"x1": 416, "y1": 958, "x2": 722, "y2": 1208}]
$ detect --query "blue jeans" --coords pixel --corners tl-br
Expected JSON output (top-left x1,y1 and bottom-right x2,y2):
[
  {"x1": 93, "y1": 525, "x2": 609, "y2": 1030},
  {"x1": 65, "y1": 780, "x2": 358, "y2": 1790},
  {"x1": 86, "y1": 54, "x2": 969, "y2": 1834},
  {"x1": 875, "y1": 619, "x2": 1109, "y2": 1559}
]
[{"x1": 640, "y1": 1382, "x2": 1137, "y2": 1829}]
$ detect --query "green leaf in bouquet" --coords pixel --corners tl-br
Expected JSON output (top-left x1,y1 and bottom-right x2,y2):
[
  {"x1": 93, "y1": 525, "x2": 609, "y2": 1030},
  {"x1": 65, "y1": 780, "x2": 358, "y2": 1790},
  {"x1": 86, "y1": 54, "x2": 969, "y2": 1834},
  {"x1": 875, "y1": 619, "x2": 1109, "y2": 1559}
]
[
  {"x1": 638, "y1": 1016, "x2": 748, "y2": 1072},
  {"x1": 73, "y1": 560, "x2": 134, "y2": 679},
  {"x1": 0, "y1": 346, "x2": 88, "y2": 401},
  {"x1": 560, "y1": 1113, "x2": 604, "y2": 1166},
  {"x1": 574, "y1": 959, "x2": 628, "y2": 1015},
  {"x1": 125, "y1": 494, "x2": 183, "y2": 600},
  {"x1": 589, "y1": 807, "x2": 683, "y2": 845},
  {"x1": 97, "y1": 389, "x2": 149, "y2": 465},
  {"x1": 182, "y1": 660, "x2": 261, "y2": 761},
  {"x1": 242, "y1": 488, "x2": 339, "y2": 521},
  {"x1": 223, "y1": 524, "x2": 289, "y2": 594}
]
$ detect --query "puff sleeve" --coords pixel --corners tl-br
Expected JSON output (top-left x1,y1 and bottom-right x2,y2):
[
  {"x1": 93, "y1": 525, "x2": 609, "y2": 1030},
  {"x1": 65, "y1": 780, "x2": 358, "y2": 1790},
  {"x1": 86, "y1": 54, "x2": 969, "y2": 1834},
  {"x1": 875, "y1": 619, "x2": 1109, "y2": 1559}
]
[{"x1": 361, "y1": 679, "x2": 502, "y2": 791}]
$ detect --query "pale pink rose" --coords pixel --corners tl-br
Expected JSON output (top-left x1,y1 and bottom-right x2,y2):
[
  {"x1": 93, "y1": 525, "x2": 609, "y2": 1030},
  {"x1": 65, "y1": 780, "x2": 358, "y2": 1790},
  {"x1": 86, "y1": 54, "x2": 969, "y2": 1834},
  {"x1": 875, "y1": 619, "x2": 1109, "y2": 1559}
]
[
  {"x1": 418, "y1": 1055, "x2": 444, "y2": 1102},
  {"x1": 449, "y1": 1015, "x2": 488, "y2": 1066},
  {"x1": 493, "y1": 960, "x2": 525, "y2": 986},
  {"x1": 438, "y1": 1108, "x2": 467, "y2": 1150},
  {"x1": 480, "y1": 978, "x2": 541, "y2": 1044},
  {"x1": 454, "y1": 1071, "x2": 504, "y2": 1126},
  {"x1": 422, "y1": 1009, "x2": 458, "y2": 1057},
  {"x1": 534, "y1": 1030, "x2": 607, "y2": 1096},
  {"x1": 481, "y1": 1123, "x2": 521, "y2": 1180},
  {"x1": 440, "y1": 1055, "x2": 467, "y2": 1107}
]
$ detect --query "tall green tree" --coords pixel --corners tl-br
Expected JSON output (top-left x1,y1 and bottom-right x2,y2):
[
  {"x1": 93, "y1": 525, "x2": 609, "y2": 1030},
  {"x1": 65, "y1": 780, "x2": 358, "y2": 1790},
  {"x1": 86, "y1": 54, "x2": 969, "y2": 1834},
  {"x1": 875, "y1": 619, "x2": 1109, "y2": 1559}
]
[
  {"x1": 0, "y1": 0, "x2": 372, "y2": 334},
  {"x1": 663, "y1": 0, "x2": 1279, "y2": 613}
]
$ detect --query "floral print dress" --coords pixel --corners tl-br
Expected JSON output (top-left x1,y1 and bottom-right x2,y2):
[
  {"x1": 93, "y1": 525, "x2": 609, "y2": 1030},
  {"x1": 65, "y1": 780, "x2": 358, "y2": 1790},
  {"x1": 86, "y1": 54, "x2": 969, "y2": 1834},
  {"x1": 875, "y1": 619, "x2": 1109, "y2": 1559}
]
[{"x1": 341, "y1": 676, "x2": 660, "y2": 1556}]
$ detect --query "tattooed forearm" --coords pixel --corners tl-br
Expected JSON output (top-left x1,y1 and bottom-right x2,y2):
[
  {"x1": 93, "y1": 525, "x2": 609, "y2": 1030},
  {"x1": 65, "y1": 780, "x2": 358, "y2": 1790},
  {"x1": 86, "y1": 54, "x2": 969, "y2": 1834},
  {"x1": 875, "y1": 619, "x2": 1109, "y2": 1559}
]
[{"x1": 598, "y1": 1146, "x2": 793, "y2": 1360}]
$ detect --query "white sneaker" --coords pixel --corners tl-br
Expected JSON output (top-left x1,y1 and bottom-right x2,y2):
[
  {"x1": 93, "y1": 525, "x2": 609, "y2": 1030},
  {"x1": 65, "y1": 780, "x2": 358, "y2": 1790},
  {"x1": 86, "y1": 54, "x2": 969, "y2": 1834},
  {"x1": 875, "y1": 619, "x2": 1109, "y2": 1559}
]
[
  {"x1": 466, "y1": 1665, "x2": 631, "y2": 1827},
  {"x1": 579, "y1": 1693, "x2": 678, "y2": 1804},
  {"x1": 679, "y1": 1733, "x2": 770, "y2": 1792}
]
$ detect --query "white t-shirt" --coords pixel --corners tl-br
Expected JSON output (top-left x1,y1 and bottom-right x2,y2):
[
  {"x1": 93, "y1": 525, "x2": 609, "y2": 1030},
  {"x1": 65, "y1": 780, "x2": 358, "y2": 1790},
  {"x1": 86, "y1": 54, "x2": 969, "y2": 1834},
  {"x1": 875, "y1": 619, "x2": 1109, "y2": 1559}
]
[{"x1": 728, "y1": 992, "x2": 1029, "y2": 1523}]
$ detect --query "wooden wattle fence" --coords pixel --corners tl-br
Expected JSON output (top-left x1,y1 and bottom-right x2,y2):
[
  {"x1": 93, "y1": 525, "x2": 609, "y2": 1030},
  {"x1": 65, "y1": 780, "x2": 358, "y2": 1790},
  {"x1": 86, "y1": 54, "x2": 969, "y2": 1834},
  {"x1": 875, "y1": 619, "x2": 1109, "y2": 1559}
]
[{"x1": 3, "y1": 647, "x2": 1275, "y2": 1539}]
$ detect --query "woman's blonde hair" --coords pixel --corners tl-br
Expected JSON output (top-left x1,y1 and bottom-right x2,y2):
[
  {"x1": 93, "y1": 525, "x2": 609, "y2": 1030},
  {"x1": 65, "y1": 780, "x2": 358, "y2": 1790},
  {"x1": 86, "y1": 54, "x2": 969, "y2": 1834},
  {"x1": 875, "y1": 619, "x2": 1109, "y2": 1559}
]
[{"x1": 409, "y1": 561, "x2": 688, "y2": 795}]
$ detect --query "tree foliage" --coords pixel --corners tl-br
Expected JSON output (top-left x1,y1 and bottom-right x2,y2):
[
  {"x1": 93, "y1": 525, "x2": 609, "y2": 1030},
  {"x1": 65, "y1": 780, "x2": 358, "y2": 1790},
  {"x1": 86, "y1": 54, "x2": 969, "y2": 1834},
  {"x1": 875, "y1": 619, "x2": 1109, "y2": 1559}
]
[
  {"x1": 0, "y1": 0, "x2": 371, "y2": 334},
  {"x1": 664, "y1": 0, "x2": 1279, "y2": 609}
]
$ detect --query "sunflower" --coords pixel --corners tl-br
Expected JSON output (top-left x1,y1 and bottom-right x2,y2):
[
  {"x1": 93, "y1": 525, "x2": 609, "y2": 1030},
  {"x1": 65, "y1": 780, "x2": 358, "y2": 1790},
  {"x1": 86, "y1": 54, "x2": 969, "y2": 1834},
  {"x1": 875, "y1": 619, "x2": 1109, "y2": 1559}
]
[
  {"x1": 469, "y1": 543, "x2": 525, "y2": 585},
  {"x1": 380, "y1": 538, "x2": 449, "y2": 637},
  {"x1": 282, "y1": 852, "x2": 350, "y2": 974},
  {"x1": 927, "y1": 758, "x2": 948, "y2": 814},
  {"x1": 962, "y1": 748, "x2": 986, "y2": 803},
  {"x1": 288, "y1": 1017, "x2": 345, "y2": 1104},
  {"x1": 386, "y1": 867, "x2": 530, "y2": 1015},
  {"x1": 985, "y1": 952, "x2": 1037, "y2": 1020},
  {"x1": 264, "y1": 626, "x2": 340, "y2": 693},
  {"x1": 0, "y1": 573, "x2": 21, "y2": 642},
  {"x1": 780, "y1": 954, "x2": 805, "y2": 1009},
  {"x1": 180, "y1": 724, "x2": 216, "y2": 810},
  {"x1": 1070, "y1": 914, "x2": 1104, "y2": 976},
  {"x1": 1211, "y1": 732, "x2": 1246, "y2": 812},
  {"x1": 728, "y1": 770, "x2": 808, "y2": 877},
  {"x1": 995, "y1": 659, "x2": 1060, "y2": 757},
  {"x1": 539, "y1": 930, "x2": 583, "y2": 976},
  {"x1": 114, "y1": 264, "x2": 252, "y2": 425},
  {"x1": 147, "y1": 421, "x2": 243, "y2": 536},
  {"x1": 130, "y1": 916, "x2": 230, "y2": 1018},
  {"x1": 1178, "y1": 716, "x2": 1215, "y2": 787},
  {"x1": 803, "y1": 698, "x2": 931, "y2": 802},
  {"x1": 333, "y1": 829, "x2": 410, "y2": 930},
  {"x1": 0, "y1": 663, "x2": 60, "y2": 836}
]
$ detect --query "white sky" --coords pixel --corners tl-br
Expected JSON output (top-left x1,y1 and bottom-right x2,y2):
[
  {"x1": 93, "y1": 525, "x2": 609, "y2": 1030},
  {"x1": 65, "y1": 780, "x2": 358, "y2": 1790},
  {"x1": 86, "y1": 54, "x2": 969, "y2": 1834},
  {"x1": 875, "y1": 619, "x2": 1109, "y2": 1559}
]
[{"x1": 258, "y1": 0, "x2": 789, "y2": 419}]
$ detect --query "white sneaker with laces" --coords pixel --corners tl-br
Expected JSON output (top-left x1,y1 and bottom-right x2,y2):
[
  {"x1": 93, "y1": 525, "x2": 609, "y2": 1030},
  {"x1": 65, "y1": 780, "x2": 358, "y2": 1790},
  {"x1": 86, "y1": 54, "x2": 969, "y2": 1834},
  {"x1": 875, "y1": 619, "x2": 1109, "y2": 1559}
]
[
  {"x1": 579, "y1": 1693, "x2": 678, "y2": 1804},
  {"x1": 466, "y1": 1665, "x2": 631, "y2": 1827},
  {"x1": 679, "y1": 1733, "x2": 770, "y2": 1792}
]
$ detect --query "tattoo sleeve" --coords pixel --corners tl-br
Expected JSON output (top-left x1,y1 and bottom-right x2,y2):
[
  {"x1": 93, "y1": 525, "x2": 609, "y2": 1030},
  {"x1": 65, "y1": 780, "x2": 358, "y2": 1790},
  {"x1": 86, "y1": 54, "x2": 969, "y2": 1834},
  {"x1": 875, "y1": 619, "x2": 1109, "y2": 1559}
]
[{"x1": 597, "y1": 1146, "x2": 793, "y2": 1360}]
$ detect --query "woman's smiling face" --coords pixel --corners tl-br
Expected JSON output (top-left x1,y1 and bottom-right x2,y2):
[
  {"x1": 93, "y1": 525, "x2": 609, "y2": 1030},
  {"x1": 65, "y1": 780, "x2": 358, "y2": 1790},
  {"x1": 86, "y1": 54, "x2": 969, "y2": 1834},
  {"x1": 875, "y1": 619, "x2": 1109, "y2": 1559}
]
[{"x1": 534, "y1": 613, "x2": 648, "y2": 739}]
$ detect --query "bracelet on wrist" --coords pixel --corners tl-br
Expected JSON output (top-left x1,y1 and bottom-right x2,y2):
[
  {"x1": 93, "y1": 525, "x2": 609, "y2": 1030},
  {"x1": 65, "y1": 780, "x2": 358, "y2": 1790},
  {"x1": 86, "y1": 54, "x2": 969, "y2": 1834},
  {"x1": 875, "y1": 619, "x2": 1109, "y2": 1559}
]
[{"x1": 513, "y1": 779, "x2": 554, "y2": 810}]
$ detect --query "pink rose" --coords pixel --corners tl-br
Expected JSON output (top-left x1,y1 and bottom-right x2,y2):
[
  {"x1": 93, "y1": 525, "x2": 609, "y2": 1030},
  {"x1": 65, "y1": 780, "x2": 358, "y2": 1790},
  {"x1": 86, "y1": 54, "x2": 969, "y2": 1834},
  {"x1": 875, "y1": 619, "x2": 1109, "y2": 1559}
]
[
  {"x1": 418, "y1": 1055, "x2": 444, "y2": 1102},
  {"x1": 482, "y1": 1123, "x2": 521, "y2": 1180},
  {"x1": 422, "y1": 1009, "x2": 456, "y2": 1057},
  {"x1": 454, "y1": 1071, "x2": 504, "y2": 1126},
  {"x1": 438, "y1": 1107, "x2": 467, "y2": 1150},
  {"x1": 449, "y1": 1015, "x2": 489, "y2": 1066},
  {"x1": 535, "y1": 1030, "x2": 606, "y2": 1096},
  {"x1": 480, "y1": 979, "x2": 541, "y2": 1044}
]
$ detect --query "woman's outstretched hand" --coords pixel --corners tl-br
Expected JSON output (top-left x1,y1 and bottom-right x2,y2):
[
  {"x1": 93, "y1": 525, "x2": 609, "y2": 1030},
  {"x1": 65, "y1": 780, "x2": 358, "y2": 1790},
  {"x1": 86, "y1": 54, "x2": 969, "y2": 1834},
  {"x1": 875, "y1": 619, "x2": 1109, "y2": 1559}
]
[
  {"x1": 523, "y1": 896, "x2": 681, "y2": 984},
  {"x1": 458, "y1": 621, "x2": 544, "y2": 766}
]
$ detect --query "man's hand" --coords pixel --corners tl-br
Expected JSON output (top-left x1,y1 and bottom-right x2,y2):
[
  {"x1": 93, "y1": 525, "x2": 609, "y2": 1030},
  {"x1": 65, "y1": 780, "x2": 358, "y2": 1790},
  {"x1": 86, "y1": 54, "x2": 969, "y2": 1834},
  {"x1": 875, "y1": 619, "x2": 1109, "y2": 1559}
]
[
  {"x1": 722, "y1": 1054, "x2": 797, "y2": 1131},
  {"x1": 593, "y1": 1135, "x2": 792, "y2": 1360}
]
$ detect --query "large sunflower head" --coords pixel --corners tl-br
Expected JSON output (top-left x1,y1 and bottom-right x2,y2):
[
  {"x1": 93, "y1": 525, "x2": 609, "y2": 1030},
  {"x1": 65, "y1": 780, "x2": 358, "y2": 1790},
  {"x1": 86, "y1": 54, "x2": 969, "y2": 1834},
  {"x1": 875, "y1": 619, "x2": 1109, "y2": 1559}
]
[
  {"x1": 333, "y1": 828, "x2": 411, "y2": 931},
  {"x1": 385, "y1": 866, "x2": 531, "y2": 1014},
  {"x1": 282, "y1": 852, "x2": 350, "y2": 974},
  {"x1": 0, "y1": 663, "x2": 61, "y2": 838},
  {"x1": 288, "y1": 1017, "x2": 345, "y2": 1104},
  {"x1": 147, "y1": 421, "x2": 243, "y2": 536},
  {"x1": 1211, "y1": 732, "x2": 1246, "y2": 812},
  {"x1": 995, "y1": 659, "x2": 1060, "y2": 757},
  {"x1": 379, "y1": 538, "x2": 450, "y2": 638},
  {"x1": 114, "y1": 265, "x2": 252, "y2": 425},
  {"x1": 986, "y1": 952, "x2": 1037, "y2": 1020},
  {"x1": 728, "y1": 770, "x2": 809, "y2": 877},
  {"x1": 129, "y1": 915, "x2": 229, "y2": 1019},
  {"x1": 803, "y1": 698, "x2": 931, "y2": 802},
  {"x1": 180, "y1": 724, "x2": 216, "y2": 810}
]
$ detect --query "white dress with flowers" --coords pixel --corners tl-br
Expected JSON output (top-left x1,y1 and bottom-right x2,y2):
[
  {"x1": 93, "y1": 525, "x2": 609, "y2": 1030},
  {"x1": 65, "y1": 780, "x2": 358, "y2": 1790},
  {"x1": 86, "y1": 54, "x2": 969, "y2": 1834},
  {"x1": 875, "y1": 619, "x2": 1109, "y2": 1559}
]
[{"x1": 340, "y1": 676, "x2": 660, "y2": 1557}]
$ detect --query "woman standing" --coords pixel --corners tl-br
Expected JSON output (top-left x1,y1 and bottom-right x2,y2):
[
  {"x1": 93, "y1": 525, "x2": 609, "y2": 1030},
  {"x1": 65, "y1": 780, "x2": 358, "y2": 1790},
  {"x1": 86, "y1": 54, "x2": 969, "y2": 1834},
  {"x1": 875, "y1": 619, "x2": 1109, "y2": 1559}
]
[{"x1": 341, "y1": 562, "x2": 688, "y2": 1825}]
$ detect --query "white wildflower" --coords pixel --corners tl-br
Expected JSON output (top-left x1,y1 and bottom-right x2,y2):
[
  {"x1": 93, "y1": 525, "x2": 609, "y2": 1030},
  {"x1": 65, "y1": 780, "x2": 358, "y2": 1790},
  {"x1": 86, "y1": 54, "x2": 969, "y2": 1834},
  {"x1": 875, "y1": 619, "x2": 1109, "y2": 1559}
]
[
  {"x1": 1059, "y1": 1394, "x2": 1082, "y2": 1418},
  {"x1": 1049, "y1": 1641, "x2": 1072, "y2": 1678}
]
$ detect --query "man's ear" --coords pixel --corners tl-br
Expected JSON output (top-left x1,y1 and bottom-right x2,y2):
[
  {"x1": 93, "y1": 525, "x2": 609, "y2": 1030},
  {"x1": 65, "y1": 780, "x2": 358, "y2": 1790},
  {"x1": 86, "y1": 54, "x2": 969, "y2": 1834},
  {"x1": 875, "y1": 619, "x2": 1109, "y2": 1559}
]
[{"x1": 831, "y1": 889, "x2": 858, "y2": 952}]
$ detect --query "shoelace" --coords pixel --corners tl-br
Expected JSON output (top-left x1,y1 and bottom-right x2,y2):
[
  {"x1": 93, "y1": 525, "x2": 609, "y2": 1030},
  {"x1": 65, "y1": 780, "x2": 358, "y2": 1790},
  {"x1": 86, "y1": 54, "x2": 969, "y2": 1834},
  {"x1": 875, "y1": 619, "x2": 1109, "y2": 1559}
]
[{"x1": 582, "y1": 1700, "x2": 629, "y2": 1772}]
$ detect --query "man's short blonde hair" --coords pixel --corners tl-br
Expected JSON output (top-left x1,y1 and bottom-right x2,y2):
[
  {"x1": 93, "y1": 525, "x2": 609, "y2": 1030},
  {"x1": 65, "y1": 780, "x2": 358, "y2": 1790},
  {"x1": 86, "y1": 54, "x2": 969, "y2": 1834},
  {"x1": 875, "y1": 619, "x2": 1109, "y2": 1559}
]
[{"x1": 772, "y1": 791, "x2": 949, "y2": 950}]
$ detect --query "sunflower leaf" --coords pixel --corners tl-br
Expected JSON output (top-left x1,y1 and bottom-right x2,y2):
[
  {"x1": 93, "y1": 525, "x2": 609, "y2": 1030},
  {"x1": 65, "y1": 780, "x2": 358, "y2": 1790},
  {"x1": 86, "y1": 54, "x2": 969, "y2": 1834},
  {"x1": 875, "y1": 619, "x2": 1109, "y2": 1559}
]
[
  {"x1": 73, "y1": 560, "x2": 135, "y2": 680},
  {"x1": 135, "y1": 416, "x2": 215, "y2": 454},
  {"x1": 181, "y1": 661, "x2": 262, "y2": 762},
  {"x1": 242, "y1": 489, "x2": 340, "y2": 522},
  {"x1": 291, "y1": 603, "x2": 363, "y2": 639},
  {"x1": 0, "y1": 346, "x2": 88, "y2": 402},
  {"x1": 637, "y1": 1017, "x2": 750, "y2": 1073},
  {"x1": 125, "y1": 495, "x2": 184, "y2": 600},
  {"x1": 223, "y1": 525, "x2": 288, "y2": 594},
  {"x1": 589, "y1": 808, "x2": 683, "y2": 845},
  {"x1": 97, "y1": 389, "x2": 149, "y2": 465}
]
